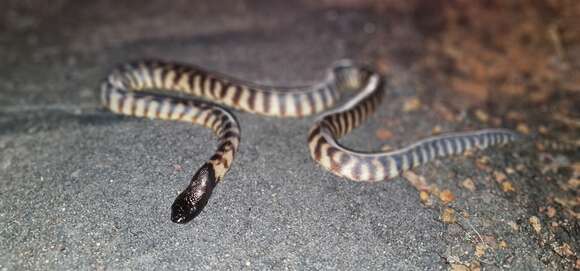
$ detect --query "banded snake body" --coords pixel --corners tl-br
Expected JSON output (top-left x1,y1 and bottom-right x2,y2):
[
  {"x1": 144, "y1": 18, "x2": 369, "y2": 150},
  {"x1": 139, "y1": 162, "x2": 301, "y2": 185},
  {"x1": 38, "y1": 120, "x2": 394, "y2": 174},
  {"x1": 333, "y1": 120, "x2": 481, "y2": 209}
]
[{"x1": 101, "y1": 59, "x2": 563, "y2": 224}]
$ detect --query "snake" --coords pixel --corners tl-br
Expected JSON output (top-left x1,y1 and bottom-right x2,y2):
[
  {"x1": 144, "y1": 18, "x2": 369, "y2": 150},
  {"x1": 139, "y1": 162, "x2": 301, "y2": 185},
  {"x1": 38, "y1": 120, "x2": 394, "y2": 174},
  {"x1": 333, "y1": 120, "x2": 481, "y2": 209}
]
[{"x1": 100, "y1": 59, "x2": 571, "y2": 224}]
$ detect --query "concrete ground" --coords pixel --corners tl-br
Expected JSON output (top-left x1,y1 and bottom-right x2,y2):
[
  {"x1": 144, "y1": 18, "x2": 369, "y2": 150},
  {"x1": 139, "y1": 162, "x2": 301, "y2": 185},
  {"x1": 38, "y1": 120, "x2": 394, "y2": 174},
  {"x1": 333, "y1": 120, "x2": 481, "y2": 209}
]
[{"x1": 1, "y1": 1, "x2": 578, "y2": 270}]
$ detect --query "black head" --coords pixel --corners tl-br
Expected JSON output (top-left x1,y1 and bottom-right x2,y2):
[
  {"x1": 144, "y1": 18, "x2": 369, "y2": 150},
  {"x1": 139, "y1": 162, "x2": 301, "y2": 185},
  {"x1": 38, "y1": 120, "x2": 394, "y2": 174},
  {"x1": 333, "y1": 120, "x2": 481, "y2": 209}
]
[{"x1": 171, "y1": 163, "x2": 217, "y2": 224}]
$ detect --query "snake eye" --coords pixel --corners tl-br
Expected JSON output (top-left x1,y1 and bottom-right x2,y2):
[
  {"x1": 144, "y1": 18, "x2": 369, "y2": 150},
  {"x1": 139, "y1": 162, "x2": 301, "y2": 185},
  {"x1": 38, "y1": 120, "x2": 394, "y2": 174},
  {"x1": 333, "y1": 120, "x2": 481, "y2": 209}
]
[{"x1": 171, "y1": 163, "x2": 217, "y2": 224}]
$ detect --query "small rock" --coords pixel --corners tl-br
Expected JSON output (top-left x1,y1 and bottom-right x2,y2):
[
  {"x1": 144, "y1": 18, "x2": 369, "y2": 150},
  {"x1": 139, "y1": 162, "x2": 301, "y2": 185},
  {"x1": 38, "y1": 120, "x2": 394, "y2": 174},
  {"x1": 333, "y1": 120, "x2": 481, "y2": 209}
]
[
  {"x1": 478, "y1": 156, "x2": 490, "y2": 165},
  {"x1": 507, "y1": 221, "x2": 519, "y2": 231},
  {"x1": 505, "y1": 167, "x2": 516, "y2": 174},
  {"x1": 493, "y1": 171, "x2": 507, "y2": 183},
  {"x1": 516, "y1": 123, "x2": 530, "y2": 134},
  {"x1": 546, "y1": 207, "x2": 556, "y2": 218},
  {"x1": 380, "y1": 144, "x2": 393, "y2": 151},
  {"x1": 71, "y1": 169, "x2": 81, "y2": 178},
  {"x1": 499, "y1": 240, "x2": 508, "y2": 249},
  {"x1": 461, "y1": 178, "x2": 476, "y2": 192},
  {"x1": 538, "y1": 125, "x2": 548, "y2": 134},
  {"x1": 402, "y1": 97, "x2": 421, "y2": 112},
  {"x1": 474, "y1": 109, "x2": 489, "y2": 123},
  {"x1": 431, "y1": 125, "x2": 442, "y2": 134}
]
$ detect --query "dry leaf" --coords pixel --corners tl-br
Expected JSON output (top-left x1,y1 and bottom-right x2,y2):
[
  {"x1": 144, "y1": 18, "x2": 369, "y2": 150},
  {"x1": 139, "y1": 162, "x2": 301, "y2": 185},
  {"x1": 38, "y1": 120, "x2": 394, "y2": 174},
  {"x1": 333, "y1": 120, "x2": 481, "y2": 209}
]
[
  {"x1": 555, "y1": 243, "x2": 575, "y2": 257},
  {"x1": 567, "y1": 177, "x2": 580, "y2": 189},
  {"x1": 501, "y1": 181, "x2": 515, "y2": 192},
  {"x1": 439, "y1": 189, "x2": 455, "y2": 204},
  {"x1": 403, "y1": 171, "x2": 430, "y2": 191},
  {"x1": 529, "y1": 216, "x2": 542, "y2": 234},
  {"x1": 419, "y1": 190, "x2": 431, "y2": 206},
  {"x1": 475, "y1": 243, "x2": 486, "y2": 257},
  {"x1": 442, "y1": 208, "x2": 456, "y2": 224},
  {"x1": 469, "y1": 260, "x2": 481, "y2": 271}
]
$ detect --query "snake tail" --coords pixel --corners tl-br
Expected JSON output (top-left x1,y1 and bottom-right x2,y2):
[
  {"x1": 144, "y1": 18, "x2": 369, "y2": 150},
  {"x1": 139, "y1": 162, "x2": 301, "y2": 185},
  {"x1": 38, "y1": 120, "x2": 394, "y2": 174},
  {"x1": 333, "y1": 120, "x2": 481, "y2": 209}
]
[{"x1": 308, "y1": 62, "x2": 521, "y2": 182}]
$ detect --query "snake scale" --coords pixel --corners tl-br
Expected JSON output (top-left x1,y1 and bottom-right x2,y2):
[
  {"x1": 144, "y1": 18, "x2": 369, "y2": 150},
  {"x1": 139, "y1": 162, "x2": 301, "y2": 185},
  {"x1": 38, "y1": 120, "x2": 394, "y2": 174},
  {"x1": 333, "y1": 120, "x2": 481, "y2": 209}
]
[{"x1": 101, "y1": 59, "x2": 524, "y2": 224}]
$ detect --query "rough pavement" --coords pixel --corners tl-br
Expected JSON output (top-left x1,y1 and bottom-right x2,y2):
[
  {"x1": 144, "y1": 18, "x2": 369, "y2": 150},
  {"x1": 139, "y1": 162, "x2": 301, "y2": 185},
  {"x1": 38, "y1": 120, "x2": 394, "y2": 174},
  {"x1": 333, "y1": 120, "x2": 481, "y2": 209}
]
[{"x1": 1, "y1": 1, "x2": 578, "y2": 270}]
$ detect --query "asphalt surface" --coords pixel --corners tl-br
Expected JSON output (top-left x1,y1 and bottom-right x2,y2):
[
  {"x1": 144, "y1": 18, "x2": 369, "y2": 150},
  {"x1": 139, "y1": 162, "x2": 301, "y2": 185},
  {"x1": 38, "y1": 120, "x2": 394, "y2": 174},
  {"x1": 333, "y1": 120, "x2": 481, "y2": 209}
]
[{"x1": 1, "y1": 1, "x2": 578, "y2": 270}]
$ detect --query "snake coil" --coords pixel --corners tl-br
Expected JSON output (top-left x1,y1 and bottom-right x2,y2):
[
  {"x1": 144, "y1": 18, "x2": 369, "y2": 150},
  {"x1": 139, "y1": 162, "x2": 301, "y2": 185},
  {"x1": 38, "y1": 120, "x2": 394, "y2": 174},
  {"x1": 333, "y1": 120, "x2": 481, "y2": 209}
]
[{"x1": 102, "y1": 59, "x2": 527, "y2": 223}]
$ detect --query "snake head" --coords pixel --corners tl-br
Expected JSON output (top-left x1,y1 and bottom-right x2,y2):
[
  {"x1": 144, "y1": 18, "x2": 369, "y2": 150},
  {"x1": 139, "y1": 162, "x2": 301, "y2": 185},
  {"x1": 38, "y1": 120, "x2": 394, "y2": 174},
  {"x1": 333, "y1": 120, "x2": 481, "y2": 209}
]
[{"x1": 171, "y1": 163, "x2": 217, "y2": 224}]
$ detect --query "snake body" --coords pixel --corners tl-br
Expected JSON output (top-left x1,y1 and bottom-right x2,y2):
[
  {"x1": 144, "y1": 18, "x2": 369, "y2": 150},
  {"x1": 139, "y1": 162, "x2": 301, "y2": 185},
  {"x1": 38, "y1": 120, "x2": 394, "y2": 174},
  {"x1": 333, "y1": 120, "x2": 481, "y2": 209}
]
[{"x1": 101, "y1": 60, "x2": 520, "y2": 223}]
